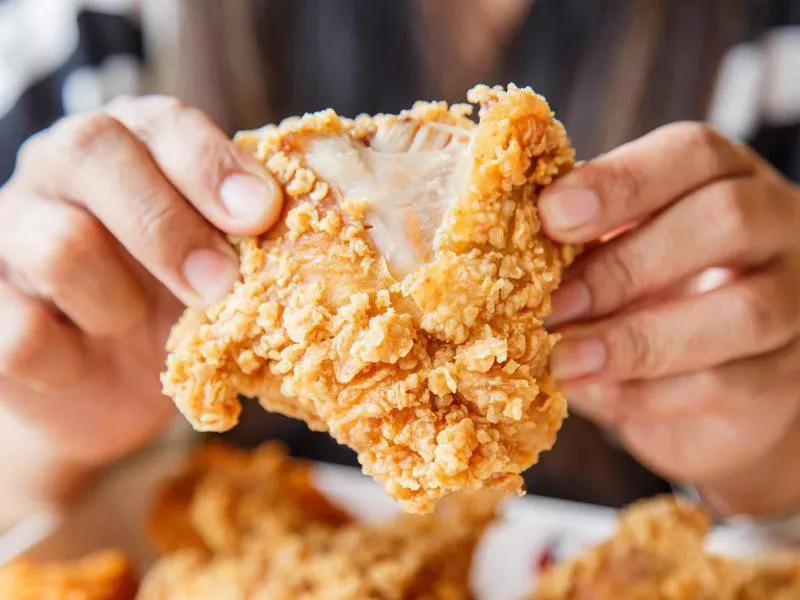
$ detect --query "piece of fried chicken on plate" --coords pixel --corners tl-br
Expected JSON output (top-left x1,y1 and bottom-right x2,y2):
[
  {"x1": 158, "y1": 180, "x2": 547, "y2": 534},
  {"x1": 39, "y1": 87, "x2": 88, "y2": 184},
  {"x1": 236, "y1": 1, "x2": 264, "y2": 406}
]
[
  {"x1": 530, "y1": 496, "x2": 800, "y2": 600},
  {"x1": 147, "y1": 441, "x2": 351, "y2": 555},
  {"x1": 162, "y1": 84, "x2": 576, "y2": 513},
  {"x1": 139, "y1": 491, "x2": 497, "y2": 600},
  {"x1": 0, "y1": 550, "x2": 138, "y2": 600}
]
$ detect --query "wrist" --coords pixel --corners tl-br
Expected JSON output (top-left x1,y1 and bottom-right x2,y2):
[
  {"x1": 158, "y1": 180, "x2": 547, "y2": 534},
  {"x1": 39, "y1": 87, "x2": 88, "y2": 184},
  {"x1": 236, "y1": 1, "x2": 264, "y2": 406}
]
[{"x1": 693, "y1": 413, "x2": 800, "y2": 518}]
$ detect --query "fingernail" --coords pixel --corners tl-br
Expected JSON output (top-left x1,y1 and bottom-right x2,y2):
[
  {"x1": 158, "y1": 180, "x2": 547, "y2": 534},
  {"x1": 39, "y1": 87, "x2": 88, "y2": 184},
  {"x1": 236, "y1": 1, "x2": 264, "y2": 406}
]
[
  {"x1": 220, "y1": 173, "x2": 278, "y2": 223},
  {"x1": 541, "y1": 188, "x2": 600, "y2": 231},
  {"x1": 551, "y1": 336, "x2": 607, "y2": 380},
  {"x1": 547, "y1": 280, "x2": 591, "y2": 327},
  {"x1": 182, "y1": 248, "x2": 239, "y2": 304}
]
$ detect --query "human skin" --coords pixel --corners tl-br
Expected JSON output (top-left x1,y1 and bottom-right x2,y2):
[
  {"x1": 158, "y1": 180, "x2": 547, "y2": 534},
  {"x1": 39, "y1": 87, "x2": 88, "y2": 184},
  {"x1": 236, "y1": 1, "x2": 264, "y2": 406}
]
[
  {"x1": 0, "y1": 100, "x2": 797, "y2": 526},
  {"x1": 540, "y1": 122, "x2": 800, "y2": 517},
  {"x1": 0, "y1": 96, "x2": 283, "y2": 528}
]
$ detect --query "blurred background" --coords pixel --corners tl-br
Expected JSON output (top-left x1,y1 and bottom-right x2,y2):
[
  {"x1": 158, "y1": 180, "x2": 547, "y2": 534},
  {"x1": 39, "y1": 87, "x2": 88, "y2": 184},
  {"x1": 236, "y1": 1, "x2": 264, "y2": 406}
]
[{"x1": 0, "y1": 0, "x2": 799, "y2": 509}]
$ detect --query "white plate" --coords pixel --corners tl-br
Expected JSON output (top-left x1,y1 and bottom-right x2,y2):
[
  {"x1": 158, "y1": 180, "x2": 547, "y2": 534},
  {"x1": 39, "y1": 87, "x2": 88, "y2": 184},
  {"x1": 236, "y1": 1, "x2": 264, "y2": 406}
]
[{"x1": 0, "y1": 444, "x2": 792, "y2": 600}]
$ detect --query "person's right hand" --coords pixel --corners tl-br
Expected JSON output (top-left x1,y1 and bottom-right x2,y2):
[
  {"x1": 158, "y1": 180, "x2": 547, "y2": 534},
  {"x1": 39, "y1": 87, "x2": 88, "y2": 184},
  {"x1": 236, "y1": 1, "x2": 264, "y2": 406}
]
[{"x1": 0, "y1": 96, "x2": 282, "y2": 470}]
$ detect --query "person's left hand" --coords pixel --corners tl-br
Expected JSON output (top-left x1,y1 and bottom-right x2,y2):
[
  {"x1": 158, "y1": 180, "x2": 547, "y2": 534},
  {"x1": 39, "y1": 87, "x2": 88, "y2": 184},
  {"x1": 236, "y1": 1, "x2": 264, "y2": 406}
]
[{"x1": 539, "y1": 122, "x2": 800, "y2": 517}]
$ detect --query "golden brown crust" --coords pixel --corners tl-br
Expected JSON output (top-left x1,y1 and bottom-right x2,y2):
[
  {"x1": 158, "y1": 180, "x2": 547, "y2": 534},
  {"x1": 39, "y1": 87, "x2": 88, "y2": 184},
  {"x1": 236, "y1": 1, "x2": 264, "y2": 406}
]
[
  {"x1": 140, "y1": 488, "x2": 497, "y2": 600},
  {"x1": 530, "y1": 496, "x2": 800, "y2": 600},
  {"x1": 140, "y1": 442, "x2": 496, "y2": 600},
  {"x1": 162, "y1": 84, "x2": 575, "y2": 513},
  {"x1": 147, "y1": 441, "x2": 351, "y2": 555},
  {"x1": 0, "y1": 550, "x2": 138, "y2": 600}
]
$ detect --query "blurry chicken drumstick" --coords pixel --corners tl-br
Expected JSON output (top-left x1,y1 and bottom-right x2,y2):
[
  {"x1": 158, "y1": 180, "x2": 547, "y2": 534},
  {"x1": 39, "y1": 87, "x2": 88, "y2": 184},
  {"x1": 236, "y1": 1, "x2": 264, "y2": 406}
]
[{"x1": 162, "y1": 84, "x2": 576, "y2": 513}]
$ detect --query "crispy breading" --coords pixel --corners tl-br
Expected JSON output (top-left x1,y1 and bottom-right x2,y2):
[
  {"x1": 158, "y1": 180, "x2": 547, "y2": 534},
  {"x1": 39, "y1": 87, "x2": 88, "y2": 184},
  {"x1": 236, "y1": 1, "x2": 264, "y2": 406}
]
[
  {"x1": 0, "y1": 550, "x2": 138, "y2": 600},
  {"x1": 147, "y1": 441, "x2": 350, "y2": 555},
  {"x1": 162, "y1": 84, "x2": 576, "y2": 513},
  {"x1": 139, "y1": 489, "x2": 497, "y2": 600},
  {"x1": 530, "y1": 496, "x2": 800, "y2": 600}
]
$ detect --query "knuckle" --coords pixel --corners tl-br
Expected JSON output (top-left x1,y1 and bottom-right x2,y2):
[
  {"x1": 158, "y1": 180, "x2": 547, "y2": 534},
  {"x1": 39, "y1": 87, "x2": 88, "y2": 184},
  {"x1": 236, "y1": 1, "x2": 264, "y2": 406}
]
[
  {"x1": 676, "y1": 121, "x2": 723, "y2": 148},
  {"x1": 670, "y1": 121, "x2": 731, "y2": 170},
  {"x1": 190, "y1": 130, "x2": 235, "y2": 179},
  {"x1": 710, "y1": 183, "x2": 755, "y2": 251},
  {"x1": 38, "y1": 213, "x2": 103, "y2": 292},
  {"x1": 736, "y1": 281, "x2": 787, "y2": 345},
  {"x1": 55, "y1": 112, "x2": 125, "y2": 158},
  {"x1": 584, "y1": 248, "x2": 638, "y2": 312},
  {"x1": 604, "y1": 159, "x2": 644, "y2": 214},
  {"x1": 168, "y1": 104, "x2": 233, "y2": 171},
  {"x1": 609, "y1": 318, "x2": 658, "y2": 377},
  {"x1": 671, "y1": 122, "x2": 725, "y2": 153},
  {"x1": 135, "y1": 194, "x2": 186, "y2": 254},
  {"x1": 0, "y1": 306, "x2": 49, "y2": 379}
]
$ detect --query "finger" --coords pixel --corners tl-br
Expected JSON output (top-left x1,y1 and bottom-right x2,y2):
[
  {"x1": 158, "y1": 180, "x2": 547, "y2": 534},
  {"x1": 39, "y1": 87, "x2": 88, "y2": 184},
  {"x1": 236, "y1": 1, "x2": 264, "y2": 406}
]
[
  {"x1": 0, "y1": 278, "x2": 88, "y2": 389},
  {"x1": 539, "y1": 122, "x2": 755, "y2": 243},
  {"x1": 0, "y1": 189, "x2": 147, "y2": 336},
  {"x1": 564, "y1": 337, "x2": 800, "y2": 480},
  {"x1": 106, "y1": 96, "x2": 282, "y2": 235},
  {"x1": 22, "y1": 112, "x2": 239, "y2": 307},
  {"x1": 551, "y1": 262, "x2": 800, "y2": 383},
  {"x1": 565, "y1": 340, "x2": 800, "y2": 422},
  {"x1": 548, "y1": 176, "x2": 797, "y2": 325}
]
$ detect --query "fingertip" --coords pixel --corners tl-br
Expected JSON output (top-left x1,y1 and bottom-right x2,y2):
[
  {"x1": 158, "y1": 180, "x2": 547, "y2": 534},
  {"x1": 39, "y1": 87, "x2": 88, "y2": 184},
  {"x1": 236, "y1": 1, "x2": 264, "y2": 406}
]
[
  {"x1": 218, "y1": 169, "x2": 284, "y2": 235},
  {"x1": 539, "y1": 185, "x2": 601, "y2": 242},
  {"x1": 180, "y1": 245, "x2": 240, "y2": 307},
  {"x1": 551, "y1": 334, "x2": 607, "y2": 381},
  {"x1": 234, "y1": 145, "x2": 285, "y2": 231},
  {"x1": 546, "y1": 279, "x2": 592, "y2": 328}
]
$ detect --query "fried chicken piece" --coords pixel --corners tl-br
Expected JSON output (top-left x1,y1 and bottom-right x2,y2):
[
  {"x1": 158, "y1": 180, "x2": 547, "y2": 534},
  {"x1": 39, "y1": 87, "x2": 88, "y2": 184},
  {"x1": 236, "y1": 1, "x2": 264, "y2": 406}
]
[
  {"x1": 162, "y1": 84, "x2": 576, "y2": 513},
  {"x1": 139, "y1": 491, "x2": 497, "y2": 600},
  {"x1": 148, "y1": 441, "x2": 351, "y2": 555},
  {"x1": 0, "y1": 550, "x2": 138, "y2": 600},
  {"x1": 530, "y1": 496, "x2": 800, "y2": 600}
]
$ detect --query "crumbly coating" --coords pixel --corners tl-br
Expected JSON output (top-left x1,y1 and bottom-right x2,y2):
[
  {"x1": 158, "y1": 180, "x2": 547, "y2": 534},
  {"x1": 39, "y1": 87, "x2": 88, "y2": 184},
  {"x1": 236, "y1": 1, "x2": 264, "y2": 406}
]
[
  {"x1": 140, "y1": 442, "x2": 496, "y2": 600},
  {"x1": 530, "y1": 496, "x2": 800, "y2": 600},
  {"x1": 0, "y1": 551, "x2": 138, "y2": 600},
  {"x1": 162, "y1": 84, "x2": 576, "y2": 513},
  {"x1": 147, "y1": 441, "x2": 351, "y2": 556},
  {"x1": 139, "y1": 484, "x2": 496, "y2": 600}
]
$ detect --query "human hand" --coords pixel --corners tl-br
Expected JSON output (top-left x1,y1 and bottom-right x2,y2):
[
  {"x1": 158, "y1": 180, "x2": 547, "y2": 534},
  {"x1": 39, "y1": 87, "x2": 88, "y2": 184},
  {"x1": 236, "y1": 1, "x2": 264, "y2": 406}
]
[
  {"x1": 0, "y1": 96, "x2": 282, "y2": 470},
  {"x1": 540, "y1": 122, "x2": 800, "y2": 516}
]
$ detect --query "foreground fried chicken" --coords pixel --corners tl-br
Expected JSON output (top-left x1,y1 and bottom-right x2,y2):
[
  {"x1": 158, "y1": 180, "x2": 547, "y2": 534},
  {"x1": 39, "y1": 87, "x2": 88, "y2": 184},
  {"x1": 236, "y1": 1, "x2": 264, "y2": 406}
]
[
  {"x1": 141, "y1": 442, "x2": 497, "y2": 600},
  {"x1": 530, "y1": 496, "x2": 800, "y2": 600},
  {"x1": 162, "y1": 84, "x2": 576, "y2": 513},
  {"x1": 0, "y1": 550, "x2": 138, "y2": 600},
  {"x1": 148, "y1": 441, "x2": 351, "y2": 555}
]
